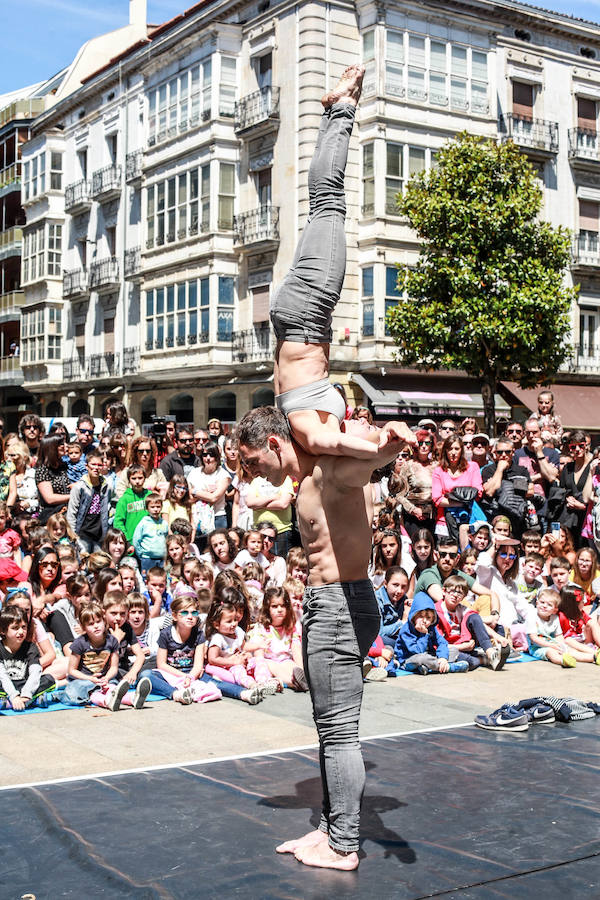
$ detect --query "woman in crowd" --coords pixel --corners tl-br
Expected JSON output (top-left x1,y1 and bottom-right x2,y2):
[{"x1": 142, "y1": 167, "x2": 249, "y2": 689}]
[
  {"x1": 559, "y1": 430, "x2": 593, "y2": 548},
  {"x1": 432, "y1": 436, "x2": 483, "y2": 548},
  {"x1": 29, "y1": 545, "x2": 64, "y2": 620},
  {"x1": 5, "y1": 440, "x2": 38, "y2": 515},
  {"x1": 393, "y1": 429, "x2": 437, "y2": 538},
  {"x1": 116, "y1": 435, "x2": 167, "y2": 498},
  {"x1": 188, "y1": 443, "x2": 231, "y2": 545},
  {"x1": 35, "y1": 434, "x2": 71, "y2": 524},
  {"x1": 0, "y1": 438, "x2": 18, "y2": 509}
]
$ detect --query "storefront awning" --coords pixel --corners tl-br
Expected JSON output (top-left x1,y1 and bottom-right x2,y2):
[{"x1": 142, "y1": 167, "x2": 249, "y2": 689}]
[
  {"x1": 350, "y1": 373, "x2": 511, "y2": 419},
  {"x1": 502, "y1": 381, "x2": 600, "y2": 431}
]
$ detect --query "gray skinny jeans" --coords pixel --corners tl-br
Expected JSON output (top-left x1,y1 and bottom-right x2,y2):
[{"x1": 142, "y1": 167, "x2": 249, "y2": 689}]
[
  {"x1": 302, "y1": 579, "x2": 381, "y2": 853},
  {"x1": 270, "y1": 102, "x2": 356, "y2": 344}
]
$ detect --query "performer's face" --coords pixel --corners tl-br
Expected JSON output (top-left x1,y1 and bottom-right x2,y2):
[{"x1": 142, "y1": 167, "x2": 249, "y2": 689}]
[{"x1": 239, "y1": 440, "x2": 285, "y2": 485}]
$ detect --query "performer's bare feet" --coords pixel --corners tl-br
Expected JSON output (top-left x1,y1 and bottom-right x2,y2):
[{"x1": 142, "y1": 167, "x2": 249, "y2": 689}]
[
  {"x1": 321, "y1": 64, "x2": 365, "y2": 109},
  {"x1": 295, "y1": 840, "x2": 359, "y2": 871},
  {"x1": 276, "y1": 829, "x2": 328, "y2": 854}
]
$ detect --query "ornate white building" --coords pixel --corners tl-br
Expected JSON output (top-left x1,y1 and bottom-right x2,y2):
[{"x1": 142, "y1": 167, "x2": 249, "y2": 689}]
[{"x1": 18, "y1": 0, "x2": 600, "y2": 431}]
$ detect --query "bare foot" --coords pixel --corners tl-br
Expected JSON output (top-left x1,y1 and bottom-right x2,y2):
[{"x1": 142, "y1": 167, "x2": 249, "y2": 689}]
[
  {"x1": 321, "y1": 64, "x2": 365, "y2": 109},
  {"x1": 295, "y1": 840, "x2": 359, "y2": 870},
  {"x1": 276, "y1": 829, "x2": 328, "y2": 855}
]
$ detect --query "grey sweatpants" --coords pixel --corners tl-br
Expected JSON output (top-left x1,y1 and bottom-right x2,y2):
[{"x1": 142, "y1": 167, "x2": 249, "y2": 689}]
[{"x1": 270, "y1": 102, "x2": 356, "y2": 344}]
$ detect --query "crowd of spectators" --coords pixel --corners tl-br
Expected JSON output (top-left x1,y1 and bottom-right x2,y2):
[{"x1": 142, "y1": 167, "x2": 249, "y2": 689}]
[{"x1": 0, "y1": 388, "x2": 599, "y2": 714}]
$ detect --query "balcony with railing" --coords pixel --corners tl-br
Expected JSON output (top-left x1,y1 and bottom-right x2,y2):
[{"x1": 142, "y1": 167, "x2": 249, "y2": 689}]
[
  {"x1": 572, "y1": 232, "x2": 600, "y2": 269},
  {"x1": 122, "y1": 347, "x2": 139, "y2": 374},
  {"x1": 233, "y1": 206, "x2": 280, "y2": 248},
  {"x1": 124, "y1": 247, "x2": 141, "y2": 279},
  {"x1": 568, "y1": 128, "x2": 600, "y2": 168},
  {"x1": 0, "y1": 163, "x2": 21, "y2": 196},
  {"x1": 234, "y1": 86, "x2": 280, "y2": 134},
  {"x1": 89, "y1": 257, "x2": 119, "y2": 292},
  {"x1": 89, "y1": 352, "x2": 119, "y2": 378},
  {"x1": 232, "y1": 322, "x2": 275, "y2": 363},
  {"x1": 65, "y1": 179, "x2": 92, "y2": 214},
  {"x1": 125, "y1": 151, "x2": 143, "y2": 183},
  {"x1": 0, "y1": 98, "x2": 45, "y2": 128},
  {"x1": 0, "y1": 227, "x2": 22, "y2": 262},
  {"x1": 0, "y1": 290, "x2": 24, "y2": 321},
  {"x1": 63, "y1": 268, "x2": 89, "y2": 299},
  {"x1": 91, "y1": 164, "x2": 122, "y2": 202},
  {"x1": 62, "y1": 356, "x2": 83, "y2": 381},
  {"x1": 499, "y1": 114, "x2": 559, "y2": 156},
  {"x1": 0, "y1": 354, "x2": 23, "y2": 385},
  {"x1": 570, "y1": 343, "x2": 600, "y2": 374}
]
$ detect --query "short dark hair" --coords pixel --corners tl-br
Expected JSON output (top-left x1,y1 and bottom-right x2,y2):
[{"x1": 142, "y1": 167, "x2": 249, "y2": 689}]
[
  {"x1": 128, "y1": 464, "x2": 145, "y2": 479},
  {"x1": 77, "y1": 414, "x2": 94, "y2": 429},
  {"x1": 0, "y1": 605, "x2": 28, "y2": 637},
  {"x1": 437, "y1": 536, "x2": 459, "y2": 552},
  {"x1": 86, "y1": 448, "x2": 103, "y2": 463},
  {"x1": 384, "y1": 566, "x2": 408, "y2": 583},
  {"x1": 235, "y1": 406, "x2": 291, "y2": 450}
]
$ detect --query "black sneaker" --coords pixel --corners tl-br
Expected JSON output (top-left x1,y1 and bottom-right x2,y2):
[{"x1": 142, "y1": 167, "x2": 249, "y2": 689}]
[
  {"x1": 525, "y1": 703, "x2": 555, "y2": 725},
  {"x1": 474, "y1": 705, "x2": 529, "y2": 732},
  {"x1": 495, "y1": 643, "x2": 511, "y2": 671}
]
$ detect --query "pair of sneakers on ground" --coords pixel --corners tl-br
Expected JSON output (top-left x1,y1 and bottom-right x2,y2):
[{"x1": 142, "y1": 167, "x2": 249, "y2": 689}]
[{"x1": 475, "y1": 701, "x2": 555, "y2": 732}]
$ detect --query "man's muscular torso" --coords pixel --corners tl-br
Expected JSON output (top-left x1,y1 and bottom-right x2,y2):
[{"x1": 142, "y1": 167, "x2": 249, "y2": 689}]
[{"x1": 296, "y1": 455, "x2": 374, "y2": 585}]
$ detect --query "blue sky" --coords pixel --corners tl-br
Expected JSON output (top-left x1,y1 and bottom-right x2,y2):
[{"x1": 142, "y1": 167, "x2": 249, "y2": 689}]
[{"x1": 2, "y1": 0, "x2": 600, "y2": 95}]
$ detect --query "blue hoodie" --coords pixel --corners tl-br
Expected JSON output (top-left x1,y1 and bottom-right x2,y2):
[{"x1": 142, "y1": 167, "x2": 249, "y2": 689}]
[{"x1": 394, "y1": 592, "x2": 449, "y2": 663}]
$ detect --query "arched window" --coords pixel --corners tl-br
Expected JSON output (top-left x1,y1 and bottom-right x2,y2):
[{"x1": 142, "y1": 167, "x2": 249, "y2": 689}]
[
  {"x1": 46, "y1": 401, "x2": 63, "y2": 418},
  {"x1": 252, "y1": 387, "x2": 274, "y2": 408},
  {"x1": 71, "y1": 399, "x2": 90, "y2": 416},
  {"x1": 208, "y1": 390, "x2": 236, "y2": 423},
  {"x1": 169, "y1": 393, "x2": 194, "y2": 425},
  {"x1": 141, "y1": 396, "x2": 156, "y2": 425}
]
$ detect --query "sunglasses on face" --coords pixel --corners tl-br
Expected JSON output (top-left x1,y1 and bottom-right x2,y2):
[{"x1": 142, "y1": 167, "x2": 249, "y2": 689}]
[
  {"x1": 498, "y1": 551, "x2": 517, "y2": 560},
  {"x1": 569, "y1": 443, "x2": 585, "y2": 452},
  {"x1": 138, "y1": 448, "x2": 152, "y2": 454},
  {"x1": 262, "y1": 534, "x2": 275, "y2": 542},
  {"x1": 495, "y1": 449, "x2": 512, "y2": 457},
  {"x1": 78, "y1": 428, "x2": 94, "y2": 435},
  {"x1": 179, "y1": 437, "x2": 195, "y2": 443},
  {"x1": 438, "y1": 551, "x2": 458, "y2": 559},
  {"x1": 507, "y1": 429, "x2": 522, "y2": 435},
  {"x1": 179, "y1": 609, "x2": 200, "y2": 618},
  {"x1": 399, "y1": 452, "x2": 412, "y2": 459}
]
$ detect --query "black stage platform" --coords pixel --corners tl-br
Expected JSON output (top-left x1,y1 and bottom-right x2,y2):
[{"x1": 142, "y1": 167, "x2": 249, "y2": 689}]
[{"x1": 2, "y1": 720, "x2": 600, "y2": 899}]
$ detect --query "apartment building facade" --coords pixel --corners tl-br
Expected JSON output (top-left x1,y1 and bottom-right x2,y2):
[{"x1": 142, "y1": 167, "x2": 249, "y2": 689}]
[{"x1": 19, "y1": 0, "x2": 600, "y2": 430}]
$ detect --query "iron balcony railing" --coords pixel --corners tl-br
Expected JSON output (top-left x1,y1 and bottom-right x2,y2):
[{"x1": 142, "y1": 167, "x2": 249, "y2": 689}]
[
  {"x1": 89, "y1": 352, "x2": 119, "y2": 377},
  {"x1": 499, "y1": 114, "x2": 559, "y2": 154},
  {"x1": 568, "y1": 127, "x2": 600, "y2": 162},
  {"x1": 234, "y1": 86, "x2": 280, "y2": 133},
  {"x1": 572, "y1": 232, "x2": 600, "y2": 267},
  {"x1": 62, "y1": 357, "x2": 83, "y2": 381},
  {"x1": 63, "y1": 268, "x2": 88, "y2": 298},
  {"x1": 232, "y1": 321, "x2": 275, "y2": 363},
  {"x1": 124, "y1": 247, "x2": 141, "y2": 278},
  {"x1": 122, "y1": 347, "x2": 139, "y2": 374},
  {"x1": 125, "y1": 151, "x2": 143, "y2": 182},
  {"x1": 65, "y1": 179, "x2": 92, "y2": 213},
  {"x1": 89, "y1": 257, "x2": 119, "y2": 290},
  {"x1": 91, "y1": 164, "x2": 122, "y2": 199},
  {"x1": 233, "y1": 205, "x2": 280, "y2": 246}
]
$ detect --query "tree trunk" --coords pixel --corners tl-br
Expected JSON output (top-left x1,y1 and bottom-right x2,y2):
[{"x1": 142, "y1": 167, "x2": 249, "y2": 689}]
[{"x1": 480, "y1": 376, "x2": 497, "y2": 437}]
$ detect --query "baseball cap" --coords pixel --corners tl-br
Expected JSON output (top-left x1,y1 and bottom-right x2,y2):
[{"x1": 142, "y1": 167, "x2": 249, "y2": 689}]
[
  {"x1": 472, "y1": 433, "x2": 490, "y2": 444},
  {"x1": 418, "y1": 418, "x2": 437, "y2": 430}
]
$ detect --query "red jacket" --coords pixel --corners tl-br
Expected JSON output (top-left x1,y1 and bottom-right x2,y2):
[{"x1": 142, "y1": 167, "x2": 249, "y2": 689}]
[{"x1": 434, "y1": 602, "x2": 479, "y2": 644}]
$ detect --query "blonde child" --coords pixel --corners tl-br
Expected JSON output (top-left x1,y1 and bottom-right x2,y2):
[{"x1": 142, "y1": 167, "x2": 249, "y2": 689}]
[
  {"x1": 46, "y1": 512, "x2": 77, "y2": 548},
  {"x1": 249, "y1": 586, "x2": 306, "y2": 691},
  {"x1": 119, "y1": 560, "x2": 145, "y2": 595},
  {"x1": 283, "y1": 576, "x2": 305, "y2": 623},
  {"x1": 172, "y1": 559, "x2": 213, "y2": 602},
  {"x1": 240, "y1": 560, "x2": 265, "y2": 619},
  {"x1": 525, "y1": 589, "x2": 582, "y2": 668},
  {"x1": 165, "y1": 534, "x2": 186, "y2": 587},
  {"x1": 286, "y1": 546, "x2": 308, "y2": 584},
  {"x1": 162, "y1": 475, "x2": 192, "y2": 526},
  {"x1": 205, "y1": 591, "x2": 280, "y2": 694},
  {"x1": 150, "y1": 595, "x2": 221, "y2": 704}
]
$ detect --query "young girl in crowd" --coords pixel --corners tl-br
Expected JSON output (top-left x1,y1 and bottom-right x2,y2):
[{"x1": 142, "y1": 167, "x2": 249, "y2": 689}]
[
  {"x1": 203, "y1": 528, "x2": 237, "y2": 575},
  {"x1": 570, "y1": 547, "x2": 600, "y2": 604},
  {"x1": 128, "y1": 593, "x2": 164, "y2": 669},
  {"x1": 102, "y1": 528, "x2": 131, "y2": 569},
  {"x1": 558, "y1": 583, "x2": 600, "y2": 660},
  {"x1": 162, "y1": 476, "x2": 192, "y2": 526},
  {"x1": 165, "y1": 534, "x2": 187, "y2": 586},
  {"x1": 205, "y1": 591, "x2": 280, "y2": 693},
  {"x1": 150, "y1": 595, "x2": 222, "y2": 704},
  {"x1": 172, "y1": 559, "x2": 214, "y2": 602},
  {"x1": 0, "y1": 501, "x2": 21, "y2": 562},
  {"x1": 0, "y1": 607, "x2": 56, "y2": 710},
  {"x1": 249, "y1": 586, "x2": 307, "y2": 691},
  {"x1": 29, "y1": 546, "x2": 64, "y2": 621},
  {"x1": 47, "y1": 573, "x2": 91, "y2": 655},
  {"x1": 57, "y1": 545, "x2": 79, "y2": 583},
  {"x1": 119, "y1": 560, "x2": 145, "y2": 594},
  {"x1": 283, "y1": 576, "x2": 305, "y2": 623},
  {"x1": 3, "y1": 589, "x2": 58, "y2": 676},
  {"x1": 408, "y1": 528, "x2": 435, "y2": 596},
  {"x1": 92, "y1": 567, "x2": 123, "y2": 603},
  {"x1": 285, "y1": 546, "x2": 308, "y2": 584},
  {"x1": 241, "y1": 561, "x2": 265, "y2": 617},
  {"x1": 46, "y1": 512, "x2": 77, "y2": 548},
  {"x1": 369, "y1": 529, "x2": 414, "y2": 590},
  {"x1": 234, "y1": 529, "x2": 269, "y2": 571}
]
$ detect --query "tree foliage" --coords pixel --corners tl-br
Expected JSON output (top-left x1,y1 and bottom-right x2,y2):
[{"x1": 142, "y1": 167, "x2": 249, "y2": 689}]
[{"x1": 386, "y1": 132, "x2": 576, "y2": 434}]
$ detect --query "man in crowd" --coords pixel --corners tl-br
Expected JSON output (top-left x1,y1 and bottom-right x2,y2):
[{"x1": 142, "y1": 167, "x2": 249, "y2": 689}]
[
  {"x1": 504, "y1": 420, "x2": 524, "y2": 449},
  {"x1": 160, "y1": 427, "x2": 202, "y2": 480},
  {"x1": 481, "y1": 438, "x2": 533, "y2": 536},
  {"x1": 514, "y1": 418, "x2": 559, "y2": 503},
  {"x1": 75, "y1": 414, "x2": 98, "y2": 458},
  {"x1": 415, "y1": 537, "x2": 500, "y2": 611},
  {"x1": 437, "y1": 419, "x2": 456, "y2": 442}
]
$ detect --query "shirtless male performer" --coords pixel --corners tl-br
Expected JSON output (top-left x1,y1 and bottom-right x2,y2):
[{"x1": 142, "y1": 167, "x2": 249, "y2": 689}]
[{"x1": 236, "y1": 407, "x2": 414, "y2": 870}]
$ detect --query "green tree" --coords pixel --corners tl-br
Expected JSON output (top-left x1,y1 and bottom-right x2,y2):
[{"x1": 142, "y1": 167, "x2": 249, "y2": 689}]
[{"x1": 386, "y1": 132, "x2": 576, "y2": 435}]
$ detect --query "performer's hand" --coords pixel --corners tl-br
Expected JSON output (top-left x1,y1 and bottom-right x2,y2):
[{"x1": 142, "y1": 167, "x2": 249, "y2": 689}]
[{"x1": 378, "y1": 421, "x2": 417, "y2": 449}]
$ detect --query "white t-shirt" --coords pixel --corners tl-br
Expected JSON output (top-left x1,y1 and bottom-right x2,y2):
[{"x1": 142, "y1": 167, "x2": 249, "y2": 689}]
[
  {"x1": 187, "y1": 467, "x2": 231, "y2": 517},
  {"x1": 208, "y1": 626, "x2": 245, "y2": 656},
  {"x1": 234, "y1": 548, "x2": 269, "y2": 570},
  {"x1": 525, "y1": 607, "x2": 563, "y2": 641}
]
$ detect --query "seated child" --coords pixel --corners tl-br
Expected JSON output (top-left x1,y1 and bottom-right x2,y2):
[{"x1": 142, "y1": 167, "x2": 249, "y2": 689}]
[
  {"x1": 515, "y1": 552, "x2": 545, "y2": 603},
  {"x1": 172, "y1": 559, "x2": 213, "y2": 602},
  {"x1": 47, "y1": 572, "x2": 91, "y2": 655},
  {"x1": 248, "y1": 586, "x2": 306, "y2": 691},
  {"x1": 435, "y1": 576, "x2": 510, "y2": 670},
  {"x1": 170, "y1": 517, "x2": 200, "y2": 559},
  {"x1": 103, "y1": 590, "x2": 151, "y2": 706},
  {"x1": 286, "y1": 546, "x2": 308, "y2": 585},
  {"x1": 0, "y1": 502, "x2": 22, "y2": 561},
  {"x1": 283, "y1": 576, "x2": 305, "y2": 624},
  {"x1": 390, "y1": 592, "x2": 468, "y2": 675},
  {"x1": 0, "y1": 606, "x2": 56, "y2": 709},
  {"x1": 46, "y1": 512, "x2": 77, "y2": 549},
  {"x1": 520, "y1": 529, "x2": 542, "y2": 558},
  {"x1": 149, "y1": 595, "x2": 222, "y2": 704},
  {"x1": 241, "y1": 560, "x2": 265, "y2": 618},
  {"x1": 143, "y1": 565, "x2": 173, "y2": 618},
  {"x1": 548, "y1": 556, "x2": 570, "y2": 594},
  {"x1": 127, "y1": 592, "x2": 165, "y2": 671},
  {"x1": 66, "y1": 441, "x2": 87, "y2": 483},
  {"x1": 165, "y1": 534, "x2": 186, "y2": 588},
  {"x1": 557, "y1": 583, "x2": 600, "y2": 662},
  {"x1": 234, "y1": 529, "x2": 269, "y2": 572},
  {"x1": 525, "y1": 588, "x2": 581, "y2": 668},
  {"x1": 375, "y1": 566, "x2": 409, "y2": 647},
  {"x1": 132, "y1": 493, "x2": 168, "y2": 574}
]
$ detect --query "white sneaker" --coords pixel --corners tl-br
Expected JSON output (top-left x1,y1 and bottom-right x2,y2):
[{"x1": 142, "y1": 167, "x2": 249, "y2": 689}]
[
  {"x1": 258, "y1": 678, "x2": 282, "y2": 697},
  {"x1": 132, "y1": 677, "x2": 151, "y2": 709},
  {"x1": 486, "y1": 647, "x2": 501, "y2": 671},
  {"x1": 107, "y1": 679, "x2": 129, "y2": 711}
]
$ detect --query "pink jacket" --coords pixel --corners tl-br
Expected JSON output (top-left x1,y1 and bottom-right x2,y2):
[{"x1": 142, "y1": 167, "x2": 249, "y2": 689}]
[{"x1": 431, "y1": 461, "x2": 483, "y2": 526}]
